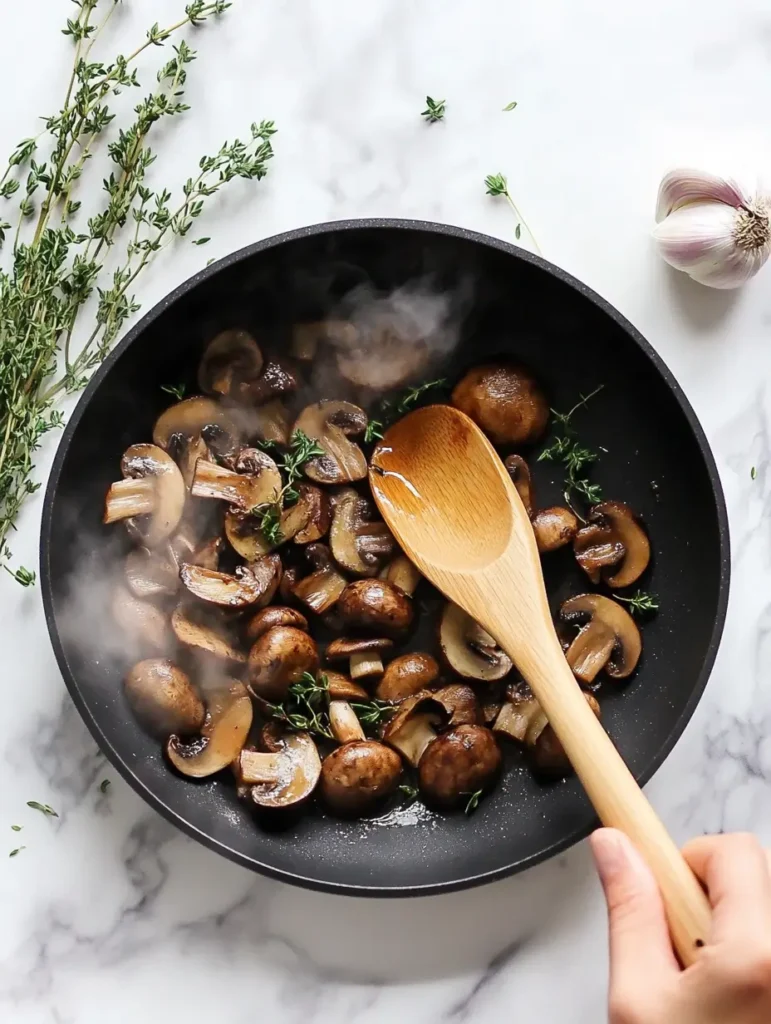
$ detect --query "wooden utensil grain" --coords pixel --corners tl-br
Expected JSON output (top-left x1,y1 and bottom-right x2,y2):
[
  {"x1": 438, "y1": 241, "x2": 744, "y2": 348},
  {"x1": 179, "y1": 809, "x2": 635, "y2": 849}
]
[{"x1": 369, "y1": 403, "x2": 710, "y2": 966}]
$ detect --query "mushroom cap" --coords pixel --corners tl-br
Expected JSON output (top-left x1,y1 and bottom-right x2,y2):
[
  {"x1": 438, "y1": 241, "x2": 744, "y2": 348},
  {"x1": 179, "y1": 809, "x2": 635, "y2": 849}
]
[
  {"x1": 330, "y1": 488, "x2": 394, "y2": 576},
  {"x1": 418, "y1": 725, "x2": 502, "y2": 809},
  {"x1": 166, "y1": 679, "x2": 252, "y2": 778},
  {"x1": 109, "y1": 444, "x2": 186, "y2": 547},
  {"x1": 124, "y1": 658, "x2": 204, "y2": 737},
  {"x1": 439, "y1": 602, "x2": 513, "y2": 681},
  {"x1": 529, "y1": 693, "x2": 601, "y2": 777},
  {"x1": 112, "y1": 587, "x2": 168, "y2": 653},
  {"x1": 325, "y1": 671, "x2": 370, "y2": 701},
  {"x1": 382, "y1": 690, "x2": 445, "y2": 766},
  {"x1": 248, "y1": 732, "x2": 322, "y2": 810},
  {"x1": 574, "y1": 502, "x2": 651, "y2": 588},
  {"x1": 293, "y1": 485, "x2": 331, "y2": 545},
  {"x1": 504, "y1": 454, "x2": 534, "y2": 517},
  {"x1": 245, "y1": 606, "x2": 308, "y2": 642},
  {"x1": 292, "y1": 401, "x2": 368, "y2": 484},
  {"x1": 124, "y1": 547, "x2": 179, "y2": 600},
  {"x1": 432, "y1": 684, "x2": 480, "y2": 727},
  {"x1": 247, "y1": 625, "x2": 320, "y2": 701},
  {"x1": 335, "y1": 329, "x2": 431, "y2": 390},
  {"x1": 451, "y1": 363, "x2": 549, "y2": 445},
  {"x1": 170, "y1": 604, "x2": 246, "y2": 662},
  {"x1": 560, "y1": 593, "x2": 642, "y2": 681},
  {"x1": 225, "y1": 484, "x2": 322, "y2": 560},
  {"x1": 240, "y1": 358, "x2": 298, "y2": 405},
  {"x1": 179, "y1": 555, "x2": 281, "y2": 608},
  {"x1": 375, "y1": 651, "x2": 439, "y2": 702},
  {"x1": 197, "y1": 329, "x2": 263, "y2": 396},
  {"x1": 337, "y1": 579, "x2": 414, "y2": 636},
  {"x1": 153, "y1": 395, "x2": 236, "y2": 450},
  {"x1": 320, "y1": 741, "x2": 402, "y2": 816},
  {"x1": 326, "y1": 636, "x2": 393, "y2": 661},
  {"x1": 531, "y1": 506, "x2": 579, "y2": 553}
]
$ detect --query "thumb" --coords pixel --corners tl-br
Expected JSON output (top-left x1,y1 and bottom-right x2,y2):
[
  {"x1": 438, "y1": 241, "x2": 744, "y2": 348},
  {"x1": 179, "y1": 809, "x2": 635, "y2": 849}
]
[{"x1": 591, "y1": 828, "x2": 679, "y2": 992}]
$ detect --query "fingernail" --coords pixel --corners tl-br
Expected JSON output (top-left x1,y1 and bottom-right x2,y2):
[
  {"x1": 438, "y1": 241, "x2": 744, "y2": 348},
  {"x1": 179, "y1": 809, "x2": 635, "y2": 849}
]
[{"x1": 590, "y1": 829, "x2": 629, "y2": 886}]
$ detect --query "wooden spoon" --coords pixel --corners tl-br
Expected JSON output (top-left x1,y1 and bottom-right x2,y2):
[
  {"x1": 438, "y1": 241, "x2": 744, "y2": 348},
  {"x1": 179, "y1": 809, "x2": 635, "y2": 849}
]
[{"x1": 369, "y1": 403, "x2": 710, "y2": 966}]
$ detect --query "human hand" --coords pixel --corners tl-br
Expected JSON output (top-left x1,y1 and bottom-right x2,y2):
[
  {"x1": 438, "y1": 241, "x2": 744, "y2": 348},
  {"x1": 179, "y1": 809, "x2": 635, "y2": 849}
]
[{"x1": 591, "y1": 829, "x2": 771, "y2": 1024}]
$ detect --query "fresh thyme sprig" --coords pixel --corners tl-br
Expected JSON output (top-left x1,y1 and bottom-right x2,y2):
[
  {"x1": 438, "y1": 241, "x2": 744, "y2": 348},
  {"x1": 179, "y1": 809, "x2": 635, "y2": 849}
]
[
  {"x1": 349, "y1": 699, "x2": 395, "y2": 729},
  {"x1": 266, "y1": 672, "x2": 333, "y2": 740},
  {"x1": 538, "y1": 386, "x2": 605, "y2": 510},
  {"x1": 615, "y1": 591, "x2": 659, "y2": 617},
  {"x1": 161, "y1": 382, "x2": 187, "y2": 400},
  {"x1": 464, "y1": 789, "x2": 483, "y2": 815},
  {"x1": 421, "y1": 96, "x2": 446, "y2": 123},
  {"x1": 484, "y1": 171, "x2": 541, "y2": 253},
  {"x1": 398, "y1": 784, "x2": 419, "y2": 803},
  {"x1": 0, "y1": 0, "x2": 275, "y2": 583},
  {"x1": 364, "y1": 377, "x2": 447, "y2": 443},
  {"x1": 250, "y1": 430, "x2": 325, "y2": 544}
]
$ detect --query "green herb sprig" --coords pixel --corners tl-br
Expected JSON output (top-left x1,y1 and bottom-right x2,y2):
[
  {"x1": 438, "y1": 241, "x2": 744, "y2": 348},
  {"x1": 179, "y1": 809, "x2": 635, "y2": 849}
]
[
  {"x1": 399, "y1": 784, "x2": 419, "y2": 803},
  {"x1": 364, "y1": 378, "x2": 447, "y2": 443},
  {"x1": 484, "y1": 171, "x2": 540, "y2": 252},
  {"x1": 538, "y1": 386, "x2": 605, "y2": 510},
  {"x1": 615, "y1": 591, "x2": 659, "y2": 617},
  {"x1": 27, "y1": 801, "x2": 58, "y2": 817},
  {"x1": 266, "y1": 672, "x2": 333, "y2": 740},
  {"x1": 464, "y1": 789, "x2": 483, "y2": 815},
  {"x1": 421, "y1": 97, "x2": 446, "y2": 123},
  {"x1": 349, "y1": 699, "x2": 395, "y2": 729},
  {"x1": 161, "y1": 382, "x2": 187, "y2": 400},
  {"x1": 251, "y1": 429, "x2": 325, "y2": 544}
]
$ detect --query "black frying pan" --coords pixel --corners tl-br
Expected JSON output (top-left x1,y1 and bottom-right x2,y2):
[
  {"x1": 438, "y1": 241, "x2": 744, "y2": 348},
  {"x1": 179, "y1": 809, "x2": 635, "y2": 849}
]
[{"x1": 40, "y1": 220, "x2": 730, "y2": 895}]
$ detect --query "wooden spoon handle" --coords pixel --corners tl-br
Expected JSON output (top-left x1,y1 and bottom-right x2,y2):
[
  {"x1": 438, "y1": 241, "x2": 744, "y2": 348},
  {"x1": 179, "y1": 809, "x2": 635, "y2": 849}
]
[{"x1": 493, "y1": 617, "x2": 711, "y2": 967}]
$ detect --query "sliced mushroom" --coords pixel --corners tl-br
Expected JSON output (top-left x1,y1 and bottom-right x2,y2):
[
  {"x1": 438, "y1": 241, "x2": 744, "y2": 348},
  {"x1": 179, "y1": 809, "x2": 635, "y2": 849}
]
[
  {"x1": 527, "y1": 692, "x2": 601, "y2": 777},
  {"x1": 279, "y1": 564, "x2": 301, "y2": 604},
  {"x1": 532, "y1": 506, "x2": 579, "y2": 553},
  {"x1": 238, "y1": 398, "x2": 292, "y2": 446},
  {"x1": 225, "y1": 484, "x2": 323, "y2": 560},
  {"x1": 153, "y1": 395, "x2": 236, "y2": 451},
  {"x1": 375, "y1": 652, "x2": 439, "y2": 702},
  {"x1": 245, "y1": 606, "x2": 308, "y2": 642},
  {"x1": 560, "y1": 593, "x2": 642, "y2": 682},
  {"x1": 247, "y1": 625, "x2": 319, "y2": 701},
  {"x1": 326, "y1": 636, "x2": 393, "y2": 680},
  {"x1": 235, "y1": 731, "x2": 321, "y2": 810},
  {"x1": 240, "y1": 359, "x2": 298, "y2": 405},
  {"x1": 439, "y1": 602, "x2": 512, "y2": 681},
  {"x1": 191, "y1": 452, "x2": 281, "y2": 511},
  {"x1": 452, "y1": 363, "x2": 549, "y2": 445},
  {"x1": 166, "y1": 678, "x2": 252, "y2": 778},
  {"x1": 124, "y1": 658, "x2": 204, "y2": 737},
  {"x1": 432, "y1": 684, "x2": 480, "y2": 728},
  {"x1": 330, "y1": 489, "x2": 395, "y2": 576},
  {"x1": 293, "y1": 485, "x2": 331, "y2": 545},
  {"x1": 125, "y1": 547, "x2": 179, "y2": 600},
  {"x1": 292, "y1": 543, "x2": 348, "y2": 614},
  {"x1": 179, "y1": 555, "x2": 281, "y2": 608},
  {"x1": 378, "y1": 554, "x2": 422, "y2": 596},
  {"x1": 336, "y1": 329, "x2": 431, "y2": 390},
  {"x1": 198, "y1": 329, "x2": 263, "y2": 397},
  {"x1": 292, "y1": 401, "x2": 368, "y2": 484},
  {"x1": 171, "y1": 604, "x2": 246, "y2": 662},
  {"x1": 492, "y1": 682, "x2": 543, "y2": 743},
  {"x1": 338, "y1": 579, "x2": 414, "y2": 636},
  {"x1": 325, "y1": 671, "x2": 369, "y2": 701},
  {"x1": 168, "y1": 433, "x2": 210, "y2": 490},
  {"x1": 382, "y1": 691, "x2": 445, "y2": 767},
  {"x1": 291, "y1": 320, "x2": 358, "y2": 361},
  {"x1": 112, "y1": 588, "x2": 169, "y2": 652},
  {"x1": 418, "y1": 725, "x2": 502, "y2": 809},
  {"x1": 574, "y1": 502, "x2": 651, "y2": 588},
  {"x1": 504, "y1": 455, "x2": 534, "y2": 517},
  {"x1": 320, "y1": 738, "x2": 402, "y2": 816},
  {"x1": 188, "y1": 535, "x2": 224, "y2": 571},
  {"x1": 104, "y1": 444, "x2": 186, "y2": 547}
]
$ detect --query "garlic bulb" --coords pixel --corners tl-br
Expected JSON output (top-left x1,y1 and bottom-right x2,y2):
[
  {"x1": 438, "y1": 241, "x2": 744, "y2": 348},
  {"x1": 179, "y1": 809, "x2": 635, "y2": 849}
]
[{"x1": 653, "y1": 169, "x2": 771, "y2": 289}]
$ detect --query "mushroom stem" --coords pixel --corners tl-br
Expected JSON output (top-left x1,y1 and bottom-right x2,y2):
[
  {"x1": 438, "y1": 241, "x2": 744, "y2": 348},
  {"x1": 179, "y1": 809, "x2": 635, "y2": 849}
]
[
  {"x1": 293, "y1": 566, "x2": 347, "y2": 614},
  {"x1": 237, "y1": 749, "x2": 284, "y2": 784},
  {"x1": 379, "y1": 554, "x2": 422, "y2": 596},
  {"x1": 104, "y1": 478, "x2": 155, "y2": 522},
  {"x1": 349, "y1": 652, "x2": 384, "y2": 679},
  {"x1": 191, "y1": 459, "x2": 280, "y2": 511},
  {"x1": 329, "y1": 701, "x2": 366, "y2": 744}
]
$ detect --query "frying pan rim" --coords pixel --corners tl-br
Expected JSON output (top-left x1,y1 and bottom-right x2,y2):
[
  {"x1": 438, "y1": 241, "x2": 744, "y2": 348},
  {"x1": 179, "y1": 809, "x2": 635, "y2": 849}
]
[{"x1": 39, "y1": 218, "x2": 731, "y2": 897}]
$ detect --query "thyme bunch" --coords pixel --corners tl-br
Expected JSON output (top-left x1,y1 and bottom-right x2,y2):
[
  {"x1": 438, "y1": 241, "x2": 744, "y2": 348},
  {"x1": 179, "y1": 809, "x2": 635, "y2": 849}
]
[
  {"x1": 538, "y1": 386, "x2": 605, "y2": 511},
  {"x1": 364, "y1": 377, "x2": 447, "y2": 443}
]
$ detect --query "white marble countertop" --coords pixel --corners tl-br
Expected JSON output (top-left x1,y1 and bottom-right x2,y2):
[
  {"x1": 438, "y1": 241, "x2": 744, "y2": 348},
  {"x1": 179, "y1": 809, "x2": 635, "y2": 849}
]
[{"x1": 2, "y1": 0, "x2": 771, "y2": 1020}]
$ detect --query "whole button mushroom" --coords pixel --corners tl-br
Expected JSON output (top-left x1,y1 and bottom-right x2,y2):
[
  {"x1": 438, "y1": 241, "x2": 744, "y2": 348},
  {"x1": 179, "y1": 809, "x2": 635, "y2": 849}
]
[
  {"x1": 375, "y1": 652, "x2": 439, "y2": 702},
  {"x1": 337, "y1": 579, "x2": 414, "y2": 636},
  {"x1": 247, "y1": 625, "x2": 319, "y2": 702},
  {"x1": 320, "y1": 701, "x2": 403, "y2": 816},
  {"x1": 166, "y1": 679, "x2": 253, "y2": 779},
  {"x1": 452, "y1": 363, "x2": 549, "y2": 446},
  {"x1": 124, "y1": 658, "x2": 205, "y2": 737},
  {"x1": 245, "y1": 606, "x2": 308, "y2": 642},
  {"x1": 418, "y1": 724, "x2": 502, "y2": 809}
]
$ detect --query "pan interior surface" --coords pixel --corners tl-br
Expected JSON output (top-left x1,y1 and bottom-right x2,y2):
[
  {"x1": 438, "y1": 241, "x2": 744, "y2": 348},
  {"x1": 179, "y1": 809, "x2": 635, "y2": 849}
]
[{"x1": 41, "y1": 223, "x2": 728, "y2": 894}]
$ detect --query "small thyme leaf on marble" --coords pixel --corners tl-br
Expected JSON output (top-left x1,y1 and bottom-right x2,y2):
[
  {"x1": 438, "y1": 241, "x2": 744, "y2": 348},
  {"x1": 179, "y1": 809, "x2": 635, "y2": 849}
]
[
  {"x1": 751, "y1": 466, "x2": 757, "y2": 480},
  {"x1": 161, "y1": 382, "x2": 186, "y2": 400},
  {"x1": 99, "y1": 779, "x2": 111, "y2": 794},
  {"x1": 9, "y1": 847, "x2": 25, "y2": 858},
  {"x1": 10, "y1": 825, "x2": 22, "y2": 832},
  {"x1": 3, "y1": 564, "x2": 35, "y2": 586},
  {"x1": 484, "y1": 172, "x2": 541, "y2": 253},
  {"x1": 421, "y1": 96, "x2": 446, "y2": 123},
  {"x1": 615, "y1": 591, "x2": 659, "y2": 617},
  {"x1": 27, "y1": 801, "x2": 58, "y2": 817},
  {"x1": 503, "y1": 100, "x2": 518, "y2": 111},
  {"x1": 464, "y1": 789, "x2": 483, "y2": 815},
  {"x1": 192, "y1": 236, "x2": 210, "y2": 245}
]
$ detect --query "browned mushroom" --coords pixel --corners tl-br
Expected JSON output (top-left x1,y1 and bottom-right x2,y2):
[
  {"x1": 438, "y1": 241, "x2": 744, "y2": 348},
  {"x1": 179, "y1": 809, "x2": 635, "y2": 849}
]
[
  {"x1": 124, "y1": 546, "x2": 179, "y2": 600},
  {"x1": 237, "y1": 398, "x2": 292, "y2": 446},
  {"x1": 452, "y1": 363, "x2": 549, "y2": 445},
  {"x1": 375, "y1": 652, "x2": 439, "y2": 702},
  {"x1": 124, "y1": 658, "x2": 204, "y2": 737},
  {"x1": 240, "y1": 359, "x2": 298, "y2": 405},
  {"x1": 504, "y1": 454, "x2": 534, "y2": 516},
  {"x1": 573, "y1": 502, "x2": 651, "y2": 588},
  {"x1": 382, "y1": 691, "x2": 445, "y2": 766},
  {"x1": 166, "y1": 678, "x2": 252, "y2": 778},
  {"x1": 432, "y1": 684, "x2": 480, "y2": 728},
  {"x1": 292, "y1": 543, "x2": 348, "y2": 614},
  {"x1": 179, "y1": 554, "x2": 281, "y2": 609},
  {"x1": 153, "y1": 395, "x2": 236, "y2": 451},
  {"x1": 320, "y1": 725, "x2": 403, "y2": 817},
  {"x1": 290, "y1": 320, "x2": 358, "y2": 361},
  {"x1": 493, "y1": 682, "x2": 543, "y2": 743},
  {"x1": 335, "y1": 328, "x2": 431, "y2": 390},
  {"x1": 293, "y1": 485, "x2": 331, "y2": 544},
  {"x1": 325, "y1": 671, "x2": 369, "y2": 701},
  {"x1": 191, "y1": 451, "x2": 282, "y2": 512},
  {"x1": 292, "y1": 401, "x2": 368, "y2": 484},
  {"x1": 169, "y1": 433, "x2": 210, "y2": 490},
  {"x1": 171, "y1": 604, "x2": 246, "y2": 662},
  {"x1": 531, "y1": 506, "x2": 579, "y2": 553},
  {"x1": 245, "y1": 606, "x2": 308, "y2": 642},
  {"x1": 104, "y1": 444, "x2": 186, "y2": 547},
  {"x1": 439, "y1": 602, "x2": 512, "y2": 681},
  {"x1": 247, "y1": 625, "x2": 319, "y2": 701},
  {"x1": 224, "y1": 484, "x2": 324, "y2": 560},
  {"x1": 330, "y1": 489, "x2": 395, "y2": 576},
  {"x1": 235, "y1": 731, "x2": 321, "y2": 809},
  {"x1": 338, "y1": 579, "x2": 414, "y2": 636},
  {"x1": 418, "y1": 725, "x2": 502, "y2": 809},
  {"x1": 188, "y1": 535, "x2": 224, "y2": 572},
  {"x1": 112, "y1": 588, "x2": 169, "y2": 652},
  {"x1": 560, "y1": 594, "x2": 642, "y2": 682},
  {"x1": 526, "y1": 692, "x2": 601, "y2": 777},
  {"x1": 197, "y1": 329, "x2": 263, "y2": 397},
  {"x1": 326, "y1": 636, "x2": 393, "y2": 680},
  {"x1": 378, "y1": 553, "x2": 422, "y2": 596}
]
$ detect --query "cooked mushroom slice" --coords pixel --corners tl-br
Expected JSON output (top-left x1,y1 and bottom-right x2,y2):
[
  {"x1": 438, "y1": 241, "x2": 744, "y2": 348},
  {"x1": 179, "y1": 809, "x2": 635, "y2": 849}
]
[
  {"x1": 197, "y1": 329, "x2": 263, "y2": 397},
  {"x1": 432, "y1": 684, "x2": 480, "y2": 728},
  {"x1": 244, "y1": 398, "x2": 292, "y2": 446},
  {"x1": 292, "y1": 401, "x2": 368, "y2": 484},
  {"x1": 104, "y1": 444, "x2": 186, "y2": 547},
  {"x1": 247, "y1": 625, "x2": 319, "y2": 701},
  {"x1": 292, "y1": 543, "x2": 347, "y2": 614},
  {"x1": 125, "y1": 546, "x2": 179, "y2": 600},
  {"x1": 291, "y1": 320, "x2": 358, "y2": 361},
  {"x1": 321, "y1": 738, "x2": 402, "y2": 816},
  {"x1": 560, "y1": 593, "x2": 642, "y2": 682},
  {"x1": 188, "y1": 535, "x2": 224, "y2": 571},
  {"x1": 325, "y1": 671, "x2": 369, "y2": 701},
  {"x1": 180, "y1": 555, "x2": 281, "y2": 608},
  {"x1": 279, "y1": 564, "x2": 301, "y2": 604},
  {"x1": 378, "y1": 553, "x2": 422, "y2": 596},
  {"x1": 235, "y1": 732, "x2": 321, "y2": 810},
  {"x1": 418, "y1": 725, "x2": 502, "y2": 809},
  {"x1": 112, "y1": 588, "x2": 168, "y2": 652},
  {"x1": 293, "y1": 485, "x2": 331, "y2": 545},
  {"x1": 452, "y1": 363, "x2": 549, "y2": 445},
  {"x1": 245, "y1": 605, "x2": 308, "y2": 642},
  {"x1": 240, "y1": 359, "x2": 298, "y2": 405},
  {"x1": 439, "y1": 602, "x2": 513, "y2": 681},
  {"x1": 166, "y1": 679, "x2": 252, "y2": 778},
  {"x1": 169, "y1": 433, "x2": 210, "y2": 489},
  {"x1": 124, "y1": 658, "x2": 205, "y2": 737},
  {"x1": 153, "y1": 395, "x2": 236, "y2": 450},
  {"x1": 527, "y1": 693, "x2": 601, "y2": 777},
  {"x1": 191, "y1": 451, "x2": 281, "y2": 512},
  {"x1": 171, "y1": 604, "x2": 246, "y2": 662},
  {"x1": 382, "y1": 691, "x2": 445, "y2": 767},
  {"x1": 326, "y1": 636, "x2": 393, "y2": 681},
  {"x1": 531, "y1": 506, "x2": 579, "y2": 553},
  {"x1": 504, "y1": 454, "x2": 534, "y2": 516},
  {"x1": 574, "y1": 502, "x2": 651, "y2": 588},
  {"x1": 330, "y1": 489, "x2": 395, "y2": 576},
  {"x1": 375, "y1": 652, "x2": 439, "y2": 702},
  {"x1": 225, "y1": 484, "x2": 322, "y2": 560},
  {"x1": 493, "y1": 682, "x2": 543, "y2": 742},
  {"x1": 336, "y1": 330, "x2": 431, "y2": 390},
  {"x1": 338, "y1": 579, "x2": 414, "y2": 637}
]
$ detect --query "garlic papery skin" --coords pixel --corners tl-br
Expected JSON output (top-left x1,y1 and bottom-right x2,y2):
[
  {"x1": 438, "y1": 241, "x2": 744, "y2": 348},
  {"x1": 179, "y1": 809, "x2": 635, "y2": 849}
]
[{"x1": 653, "y1": 168, "x2": 771, "y2": 289}]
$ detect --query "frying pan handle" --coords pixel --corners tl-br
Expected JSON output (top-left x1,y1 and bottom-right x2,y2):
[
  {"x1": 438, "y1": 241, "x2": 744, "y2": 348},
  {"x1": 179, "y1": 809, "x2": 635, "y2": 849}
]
[{"x1": 495, "y1": 620, "x2": 711, "y2": 967}]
